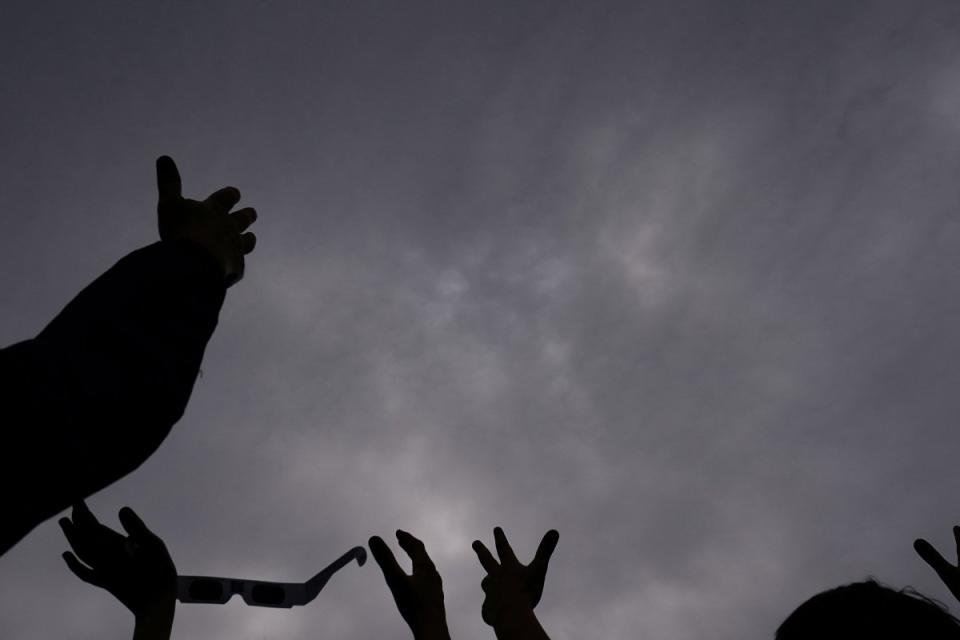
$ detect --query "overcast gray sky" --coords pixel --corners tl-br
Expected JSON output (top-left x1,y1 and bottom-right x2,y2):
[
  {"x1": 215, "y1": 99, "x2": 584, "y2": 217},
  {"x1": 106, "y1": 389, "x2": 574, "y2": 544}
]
[{"x1": 4, "y1": 1, "x2": 960, "y2": 638}]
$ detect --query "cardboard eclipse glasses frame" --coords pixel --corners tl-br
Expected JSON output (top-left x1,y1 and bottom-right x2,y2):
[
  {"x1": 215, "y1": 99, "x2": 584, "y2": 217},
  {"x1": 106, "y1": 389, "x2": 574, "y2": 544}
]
[{"x1": 177, "y1": 546, "x2": 367, "y2": 608}]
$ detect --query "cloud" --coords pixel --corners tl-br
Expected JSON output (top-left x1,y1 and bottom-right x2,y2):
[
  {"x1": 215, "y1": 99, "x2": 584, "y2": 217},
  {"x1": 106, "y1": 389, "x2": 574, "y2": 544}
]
[{"x1": 6, "y1": 2, "x2": 960, "y2": 640}]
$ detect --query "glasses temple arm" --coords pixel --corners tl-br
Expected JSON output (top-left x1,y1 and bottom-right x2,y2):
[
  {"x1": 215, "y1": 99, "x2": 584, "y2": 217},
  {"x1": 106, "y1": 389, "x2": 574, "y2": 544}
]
[{"x1": 304, "y1": 546, "x2": 367, "y2": 597}]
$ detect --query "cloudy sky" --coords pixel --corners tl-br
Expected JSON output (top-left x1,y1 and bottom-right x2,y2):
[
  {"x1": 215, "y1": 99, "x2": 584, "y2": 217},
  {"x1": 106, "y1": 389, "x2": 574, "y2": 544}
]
[{"x1": 4, "y1": 1, "x2": 960, "y2": 638}]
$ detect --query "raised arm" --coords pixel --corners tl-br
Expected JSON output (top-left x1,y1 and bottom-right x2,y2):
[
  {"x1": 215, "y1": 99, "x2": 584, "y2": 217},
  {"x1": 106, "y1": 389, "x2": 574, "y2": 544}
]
[
  {"x1": 369, "y1": 531, "x2": 452, "y2": 640},
  {"x1": 472, "y1": 528, "x2": 558, "y2": 640},
  {"x1": 60, "y1": 504, "x2": 177, "y2": 640},
  {"x1": 0, "y1": 156, "x2": 258, "y2": 556}
]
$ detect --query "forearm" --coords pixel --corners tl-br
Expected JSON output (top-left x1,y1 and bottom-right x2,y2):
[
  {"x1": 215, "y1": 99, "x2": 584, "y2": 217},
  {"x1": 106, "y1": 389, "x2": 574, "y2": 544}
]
[
  {"x1": 38, "y1": 239, "x2": 225, "y2": 408},
  {"x1": 132, "y1": 600, "x2": 175, "y2": 640},
  {"x1": 492, "y1": 606, "x2": 551, "y2": 640},
  {"x1": 411, "y1": 618, "x2": 452, "y2": 640},
  {"x1": 0, "y1": 239, "x2": 226, "y2": 555}
]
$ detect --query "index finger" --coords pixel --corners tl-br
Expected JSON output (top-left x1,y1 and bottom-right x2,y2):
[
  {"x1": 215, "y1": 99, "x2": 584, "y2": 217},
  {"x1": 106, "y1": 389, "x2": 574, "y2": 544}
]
[
  {"x1": 118, "y1": 507, "x2": 158, "y2": 544},
  {"x1": 915, "y1": 538, "x2": 954, "y2": 580},
  {"x1": 493, "y1": 527, "x2": 518, "y2": 565},
  {"x1": 369, "y1": 535, "x2": 407, "y2": 592},
  {"x1": 71, "y1": 502, "x2": 100, "y2": 530},
  {"x1": 156, "y1": 156, "x2": 182, "y2": 204},
  {"x1": 396, "y1": 529, "x2": 437, "y2": 575},
  {"x1": 530, "y1": 530, "x2": 559, "y2": 572},
  {"x1": 205, "y1": 186, "x2": 241, "y2": 212},
  {"x1": 472, "y1": 539, "x2": 499, "y2": 573}
]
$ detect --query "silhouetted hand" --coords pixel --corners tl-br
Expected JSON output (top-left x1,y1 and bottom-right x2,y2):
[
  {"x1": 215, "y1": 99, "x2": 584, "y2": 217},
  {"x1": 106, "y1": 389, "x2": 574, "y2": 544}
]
[
  {"x1": 369, "y1": 531, "x2": 451, "y2": 640},
  {"x1": 156, "y1": 155, "x2": 257, "y2": 287},
  {"x1": 915, "y1": 527, "x2": 960, "y2": 603},
  {"x1": 472, "y1": 528, "x2": 558, "y2": 627},
  {"x1": 59, "y1": 503, "x2": 176, "y2": 638}
]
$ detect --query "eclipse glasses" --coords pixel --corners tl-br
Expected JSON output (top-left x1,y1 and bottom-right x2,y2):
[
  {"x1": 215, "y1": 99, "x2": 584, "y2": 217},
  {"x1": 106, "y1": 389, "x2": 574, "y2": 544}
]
[{"x1": 177, "y1": 545, "x2": 366, "y2": 608}]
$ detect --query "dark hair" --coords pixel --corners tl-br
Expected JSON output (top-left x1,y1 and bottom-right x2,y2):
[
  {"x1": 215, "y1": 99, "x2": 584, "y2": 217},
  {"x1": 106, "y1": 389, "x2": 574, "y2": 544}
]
[{"x1": 777, "y1": 579, "x2": 960, "y2": 639}]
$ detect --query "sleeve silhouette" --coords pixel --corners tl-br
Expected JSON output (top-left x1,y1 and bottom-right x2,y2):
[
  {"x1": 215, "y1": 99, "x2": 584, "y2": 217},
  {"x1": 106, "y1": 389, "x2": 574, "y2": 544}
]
[
  {"x1": 0, "y1": 239, "x2": 225, "y2": 555},
  {"x1": 60, "y1": 503, "x2": 177, "y2": 640},
  {"x1": 0, "y1": 155, "x2": 257, "y2": 557},
  {"x1": 472, "y1": 528, "x2": 558, "y2": 640}
]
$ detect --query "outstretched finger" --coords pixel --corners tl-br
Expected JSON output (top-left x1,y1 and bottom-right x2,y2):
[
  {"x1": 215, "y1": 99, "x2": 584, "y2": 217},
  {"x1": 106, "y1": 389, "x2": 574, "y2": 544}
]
[
  {"x1": 230, "y1": 207, "x2": 257, "y2": 233},
  {"x1": 118, "y1": 507, "x2": 155, "y2": 544},
  {"x1": 240, "y1": 232, "x2": 257, "y2": 255},
  {"x1": 58, "y1": 517, "x2": 82, "y2": 553},
  {"x1": 62, "y1": 551, "x2": 101, "y2": 587},
  {"x1": 493, "y1": 527, "x2": 518, "y2": 565},
  {"x1": 71, "y1": 502, "x2": 99, "y2": 529},
  {"x1": 206, "y1": 186, "x2": 241, "y2": 212},
  {"x1": 531, "y1": 530, "x2": 560, "y2": 573},
  {"x1": 396, "y1": 530, "x2": 436, "y2": 575},
  {"x1": 369, "y1": 536, "x2": 407, "y2": 592},
  {"x1": 156, "y1": 156, "x2": 182, "y2": 204},
  {"x1": 915, "y1": 538, "x2": 955, "y2": 581},
  {"x1": 472, "y1": 539, "x2": 499, "y2": 573}
]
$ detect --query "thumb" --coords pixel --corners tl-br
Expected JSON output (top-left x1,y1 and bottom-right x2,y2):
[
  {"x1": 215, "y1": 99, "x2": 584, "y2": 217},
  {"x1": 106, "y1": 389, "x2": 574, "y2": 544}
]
[{"x1": 156, "y1": 156, "x2": 182, "y2": 205}]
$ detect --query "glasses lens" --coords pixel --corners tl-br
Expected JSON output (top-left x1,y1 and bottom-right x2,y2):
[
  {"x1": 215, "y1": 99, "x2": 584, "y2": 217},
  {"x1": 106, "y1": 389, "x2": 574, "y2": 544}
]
[
  {"x1": 188, "y1": 579, "x2": 225, "y2": 601},
  {"x1": 251, "y1": 584, "x2": 287, "y2": 606}
]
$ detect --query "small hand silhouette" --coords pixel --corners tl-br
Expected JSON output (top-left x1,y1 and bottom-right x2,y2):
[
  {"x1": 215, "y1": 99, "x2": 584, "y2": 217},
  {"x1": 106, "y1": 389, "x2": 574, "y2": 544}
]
[
  {"x1": 59, "y1": 503, "x2": 177, "y2": 617},
  {"x1": 369, "y1": 531, "x2": 451, "y2": 640},
  {"x1": 472, "y1": 528, "x2": 559, "y2": 627},
  {"x1": 156, "y1": 155, "x2": 257, "y2": 287},
  {"x1": 915, "y1": 527, "x2": 960, "y2": 603}
]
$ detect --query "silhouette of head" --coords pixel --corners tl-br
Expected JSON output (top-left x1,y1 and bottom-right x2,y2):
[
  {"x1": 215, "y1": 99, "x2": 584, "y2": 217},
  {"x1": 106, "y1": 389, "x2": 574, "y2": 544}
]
[{"x1": 777, "y1": 580, "x2": 960, "y2": 639}]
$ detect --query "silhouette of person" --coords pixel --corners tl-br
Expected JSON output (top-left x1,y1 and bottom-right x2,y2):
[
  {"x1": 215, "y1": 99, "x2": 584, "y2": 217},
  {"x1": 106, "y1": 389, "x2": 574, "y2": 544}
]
[
  {"x1": 59, "y1": 503, "x2": 177, "y2": 640},
  {"x1": 0, "y1": 156, "x2": 257, "y2": 556},
  {"x1": 776, "y1": 580, "x2": 960, "y2": 639},
  {"x1": 369, "y1": 527, "x2": 558, "y2": 640}
]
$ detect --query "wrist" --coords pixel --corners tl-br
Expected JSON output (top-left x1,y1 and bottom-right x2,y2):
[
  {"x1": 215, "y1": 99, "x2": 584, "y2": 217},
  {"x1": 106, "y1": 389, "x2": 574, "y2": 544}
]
[
  {"x1": 412, "y1": 618, "x2": 452, "y2": 640},
  {"x1": 492, "y1": 604, "x2": 547, "y2": 640},
  {"x1": 162, "y1": 237, "x2": 233, "y2": 287},
  {"x1": 132, "y1": 598, "x2": 175, "y2": 640}
]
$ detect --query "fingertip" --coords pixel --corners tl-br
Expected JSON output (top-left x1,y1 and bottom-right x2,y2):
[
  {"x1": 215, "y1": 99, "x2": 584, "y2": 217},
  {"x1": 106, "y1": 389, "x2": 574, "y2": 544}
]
[
  {"x1": 118, "y1": 505, "x2": 139, "y2": 524},
  {"x1": 241, "y1": 231, "x2": 257, "y2": 254},
  {"x1": 395, "y1": 529, "x2": 420, "y2": 550},
  {"x1": 543, "y1": 529, "x2": 560, "y2": 547}
]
